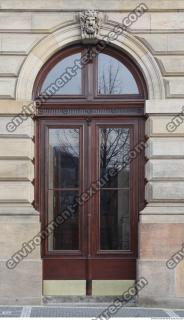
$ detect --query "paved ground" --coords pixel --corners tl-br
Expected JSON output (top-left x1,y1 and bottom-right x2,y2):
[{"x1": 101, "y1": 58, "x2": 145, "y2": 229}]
[{"x1": 0, "y1": 305, "x2": 184, "y2": 318}]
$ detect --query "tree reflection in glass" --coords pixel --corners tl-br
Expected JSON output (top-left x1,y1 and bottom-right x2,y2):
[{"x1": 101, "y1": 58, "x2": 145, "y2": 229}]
[
  {"x1": 99, "y1": 127, "x2": 131, "y2": 250},
  {"x1": 98, "y1": 53, "x2": 139, "y2": 95}
]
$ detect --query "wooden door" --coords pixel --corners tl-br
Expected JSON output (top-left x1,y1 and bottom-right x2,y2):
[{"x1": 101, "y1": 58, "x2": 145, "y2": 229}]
[{"x1": 39, "y1": 116, "x2": 144, "y2": 293}]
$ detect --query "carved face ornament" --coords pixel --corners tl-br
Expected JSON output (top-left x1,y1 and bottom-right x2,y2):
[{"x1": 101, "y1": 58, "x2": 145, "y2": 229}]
[
  {"x1": 85, "y1": 15, "x2": 97, "y2": 34},
  {"x1": 80, "y1": 10, "x2": 100, "y2": 42}
]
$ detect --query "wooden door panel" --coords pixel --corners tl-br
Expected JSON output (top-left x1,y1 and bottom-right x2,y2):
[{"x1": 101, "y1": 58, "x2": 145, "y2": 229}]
[
  {"x1": 43, "y1": 258, "x2": 87, "y2": 280},
  {"x1": 43, "y1": 258, "x2": 136, "y2": 280},
  {"x1": 89, "y1": 258, "x2": 136, "y2": 280}
]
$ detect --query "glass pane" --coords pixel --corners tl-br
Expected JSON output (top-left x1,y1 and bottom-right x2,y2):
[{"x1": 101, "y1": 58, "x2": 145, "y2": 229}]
[
  {"x1": 41, "y1": 53, "x2": 82, "y2": 95},
  {"x1": 100, "y1": 190, "x2": 130, "y2": 250},
  {"x1": 98, "y1": 53, "x2": 139, "y2": 95},
  {"x1": 100, "y1": 128, "x2": 130, "y2": 188},
  {"x1": 49, "y1": 128, "x2": 80, "y2": 188},
  {"x1": 48, "y1": 190, "x2": 79, "y2": 250}
]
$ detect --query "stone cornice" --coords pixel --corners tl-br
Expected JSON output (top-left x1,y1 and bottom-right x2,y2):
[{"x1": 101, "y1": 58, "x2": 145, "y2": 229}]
[{"x1": 0, "y1": 0, "x2": 184, "y2": 12}]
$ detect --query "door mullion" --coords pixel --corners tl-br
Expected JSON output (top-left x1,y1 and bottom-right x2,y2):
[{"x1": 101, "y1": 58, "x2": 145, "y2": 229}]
[{"x1": 85, "y1": 118, "x2": 93, "y2": 295}]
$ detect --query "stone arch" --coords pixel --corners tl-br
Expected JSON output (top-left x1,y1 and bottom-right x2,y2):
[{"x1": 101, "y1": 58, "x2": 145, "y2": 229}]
[{"x1": 16, "y1": 19, "x2": 165, "y2": 100}]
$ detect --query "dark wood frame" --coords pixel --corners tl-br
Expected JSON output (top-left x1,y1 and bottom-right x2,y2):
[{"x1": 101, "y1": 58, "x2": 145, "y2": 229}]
[
  {"x1": 33, "y1": 43, "x2": 147, "y2": 287},
  {"x1": 33, "y1": 44, "x2": 147, "y2": 103}
]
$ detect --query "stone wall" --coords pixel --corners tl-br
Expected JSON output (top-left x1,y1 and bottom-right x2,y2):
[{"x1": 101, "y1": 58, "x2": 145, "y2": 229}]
[
  {"x1": 139, "y1": 100, "x2": 184, "y2": 307},
  {"x1": 0, "y1": 0, "x2": 183, "y2": 306}
]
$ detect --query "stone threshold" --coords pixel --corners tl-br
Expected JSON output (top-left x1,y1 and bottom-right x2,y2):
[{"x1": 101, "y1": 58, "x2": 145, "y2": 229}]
[{"x1": 43, "y1": 296, "x2": 136, "y2": 305}]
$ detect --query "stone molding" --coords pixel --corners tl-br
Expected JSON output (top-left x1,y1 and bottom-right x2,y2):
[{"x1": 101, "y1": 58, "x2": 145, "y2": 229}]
[
  {"x1": 0, "y1": 1, "x2": 184, "y2": 12},
  {"x1": 145, "y1": 99, "x2": 184, "y2": 114},
  {"x1": 140, "y1": 206, "x2": 184, "y2": 223},
  {"x1": 16, "y1": 18, "x2": 165, "y2": 100}
]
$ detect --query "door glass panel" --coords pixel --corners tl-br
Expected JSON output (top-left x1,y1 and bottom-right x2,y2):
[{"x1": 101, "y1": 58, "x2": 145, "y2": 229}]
[
  {"x1": 100, "y1": 128, "x2": 130, "y2": 188},
  {"x1": 41, "y1": 53, "x2": 82, "y2": 95},
  {"x1": 48, "y1": 128, "x2": 80, "y2": 251},
  {"x1": 99, "y1": 127, "x2": 130, "y2": 250},
  {"x1": 49, "y1": 128, "x2": 80, "y2": 188},
  {"x1": 48, "y1": 190, "x2": 79, "y2": 250},
  {"x1": 100, "y1": 190, "x2": 130, "y2": 250},
  {"x1": 98, "y1": 53, "x2": 139, "y2": 95}
]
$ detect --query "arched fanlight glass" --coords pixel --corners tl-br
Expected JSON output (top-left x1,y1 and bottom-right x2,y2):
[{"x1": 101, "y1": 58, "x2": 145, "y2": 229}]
[
  {"x1": 36, "y1": 46, "x2": 145, "y2": 99},
  {"x1": 41, "y1": 53, "x2": 82, "y2": 95},
  {"x1": 98, "y1": 53, "x2": 139, "y2": 95}
]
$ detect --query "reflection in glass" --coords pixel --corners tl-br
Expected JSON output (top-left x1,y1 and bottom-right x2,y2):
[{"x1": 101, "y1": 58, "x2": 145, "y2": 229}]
[
  {"x1": 99, "y1": 127, "x2": 130, "y2": 251},
  {"x1": 48, "y1": 191, "x2": 79, "y2": 250},
  {"x1": 49, "y1": 129, "x2": 80, "y2": 188},
  {"x1": 100, "y1": 128, "x2": 130, "y2": 188},
  {"x1": 48, "y1": 128, "x2": 80, "y2": 251},
  {"x1": 41, "y1": 53, "x2": 82, "y2": 95},
  {"x1": 100, "y1": 190, "x2": 130, "y2": 250},
  {"x1": 98, "y1": 53, "x2": 139, "y2": 95}
]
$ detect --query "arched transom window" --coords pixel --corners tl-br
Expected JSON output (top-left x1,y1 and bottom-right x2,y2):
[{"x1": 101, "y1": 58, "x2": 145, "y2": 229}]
[{"x1": 34, "y1": 45, "x2": 146, "y2": 101}]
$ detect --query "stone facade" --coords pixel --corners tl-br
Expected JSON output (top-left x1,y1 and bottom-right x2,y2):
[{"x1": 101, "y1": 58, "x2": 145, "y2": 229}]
[{"x1": 0, "y1": 0, "x2": 184, "y2": 307}]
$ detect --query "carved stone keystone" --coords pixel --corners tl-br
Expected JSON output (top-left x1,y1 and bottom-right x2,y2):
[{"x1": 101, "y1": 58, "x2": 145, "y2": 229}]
[{"x1": 79, "y1": 10, "x2": 101, "y2": 43}]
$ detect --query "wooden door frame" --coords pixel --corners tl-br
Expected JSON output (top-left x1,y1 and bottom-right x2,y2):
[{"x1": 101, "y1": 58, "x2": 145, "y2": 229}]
[{"x1": 35, "y1": 111, "x2": 145, "y2": 281}]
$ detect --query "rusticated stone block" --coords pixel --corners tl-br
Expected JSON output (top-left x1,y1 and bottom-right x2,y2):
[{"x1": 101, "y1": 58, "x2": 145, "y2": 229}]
[
  {"x1": 0, "y1": 259, "x2": 42, "y2": 305},
  {"x1": 139, "y1": 223, "x2": 184, "y2": 259}
]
